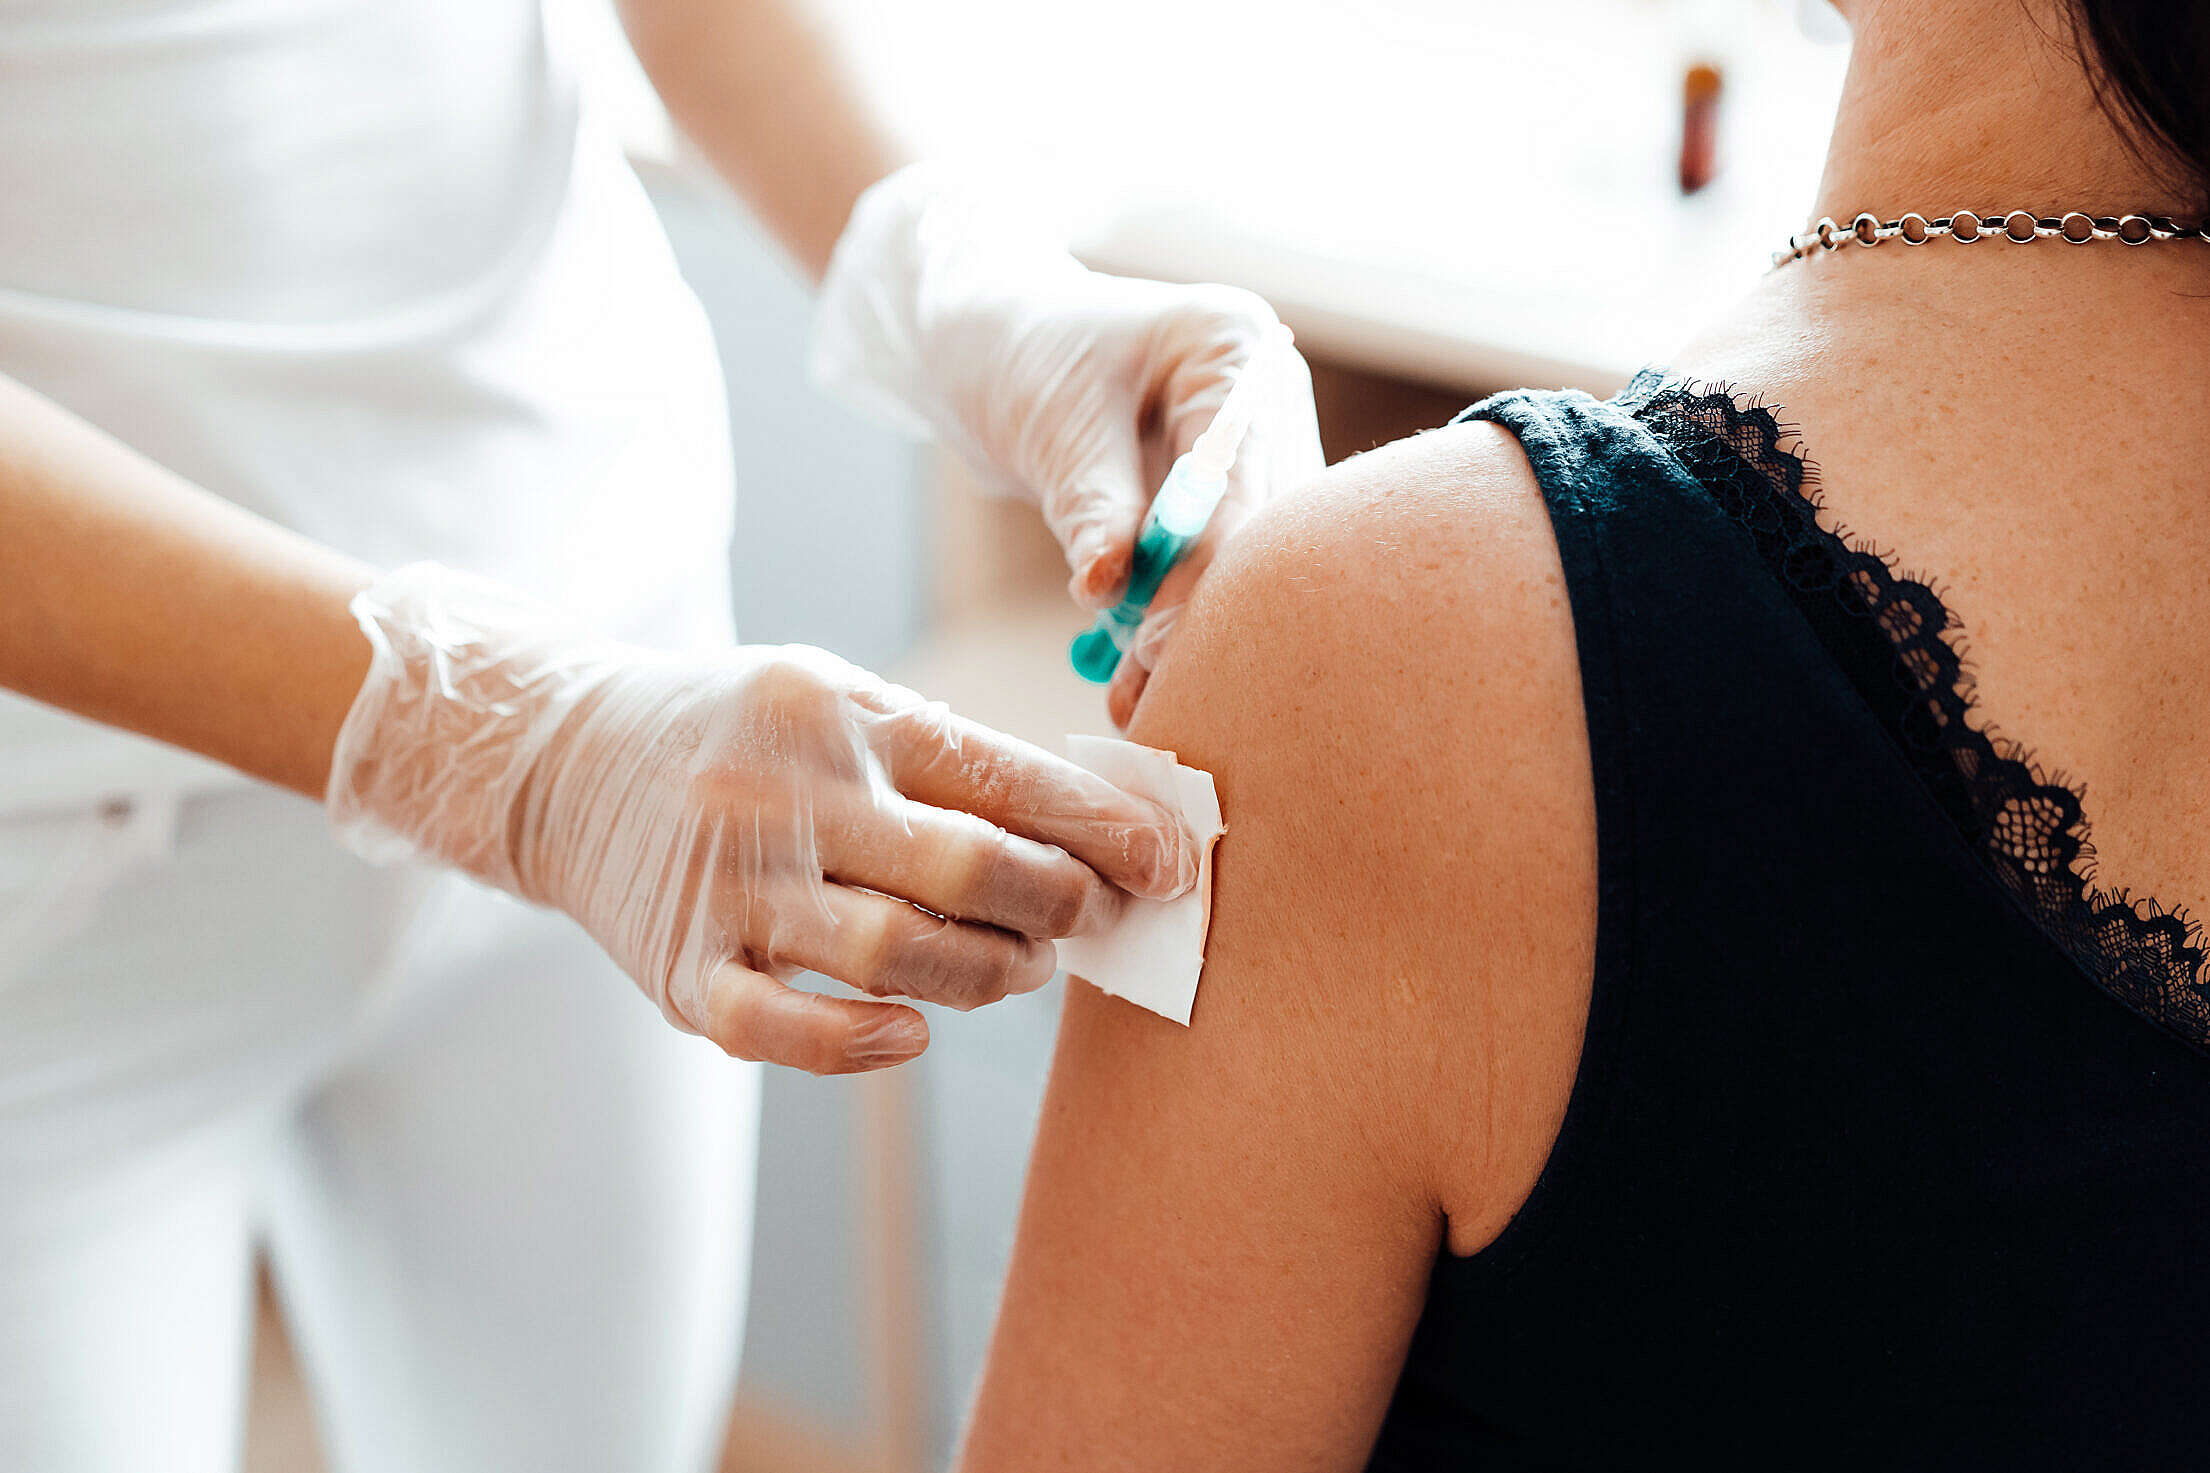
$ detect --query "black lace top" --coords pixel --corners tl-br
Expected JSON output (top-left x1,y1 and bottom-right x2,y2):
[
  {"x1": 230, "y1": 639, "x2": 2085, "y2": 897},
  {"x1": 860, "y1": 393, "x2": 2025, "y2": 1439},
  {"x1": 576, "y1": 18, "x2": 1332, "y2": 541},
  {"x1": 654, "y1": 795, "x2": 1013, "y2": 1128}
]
[{"x1": 1364, "y1": 376, "x2": 2210, "y2": 1469}]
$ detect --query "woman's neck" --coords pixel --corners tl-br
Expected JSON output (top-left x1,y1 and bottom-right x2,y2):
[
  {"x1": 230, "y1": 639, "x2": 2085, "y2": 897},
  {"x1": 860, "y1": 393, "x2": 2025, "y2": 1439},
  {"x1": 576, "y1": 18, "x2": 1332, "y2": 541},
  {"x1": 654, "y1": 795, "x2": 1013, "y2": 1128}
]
[{"x1": 1813, "y1": 0, "x2": 2194, "y2": 224}]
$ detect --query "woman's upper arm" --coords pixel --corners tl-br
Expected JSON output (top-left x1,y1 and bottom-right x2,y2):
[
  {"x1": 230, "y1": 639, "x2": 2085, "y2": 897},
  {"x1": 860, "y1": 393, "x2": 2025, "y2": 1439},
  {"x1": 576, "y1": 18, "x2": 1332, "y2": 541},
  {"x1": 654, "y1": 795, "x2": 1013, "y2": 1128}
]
[{"x1": 957, "y1": 423, "x2": 1597, "y2": 1472}]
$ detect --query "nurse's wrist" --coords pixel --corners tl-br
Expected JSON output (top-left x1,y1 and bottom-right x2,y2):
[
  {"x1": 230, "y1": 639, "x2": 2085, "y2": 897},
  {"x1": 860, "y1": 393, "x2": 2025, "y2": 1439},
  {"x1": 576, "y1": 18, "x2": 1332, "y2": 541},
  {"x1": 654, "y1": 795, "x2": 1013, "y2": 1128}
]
[{"x1": 325, "y1": 562, "x2": 616, "y2": 893}]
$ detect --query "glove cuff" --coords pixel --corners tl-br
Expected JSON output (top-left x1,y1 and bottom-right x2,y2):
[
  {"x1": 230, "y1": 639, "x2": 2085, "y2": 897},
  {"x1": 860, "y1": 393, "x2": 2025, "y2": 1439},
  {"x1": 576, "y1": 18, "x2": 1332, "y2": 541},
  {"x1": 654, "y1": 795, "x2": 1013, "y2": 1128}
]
[{"x1": 325, "y1": 562, "x2": 622, "y2": 895}]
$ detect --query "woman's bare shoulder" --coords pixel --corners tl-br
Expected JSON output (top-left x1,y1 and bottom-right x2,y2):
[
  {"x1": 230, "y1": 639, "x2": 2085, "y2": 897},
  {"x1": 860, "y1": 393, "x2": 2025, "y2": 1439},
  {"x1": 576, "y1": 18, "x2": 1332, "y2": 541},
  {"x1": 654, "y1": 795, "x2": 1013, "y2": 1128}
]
[
  {"x1": 1130, "y1": 415, "x2": 1597, "y2": 1249},
  {"x1": 957, "y1": 419, "x2": 1600, "y2": 1472}
]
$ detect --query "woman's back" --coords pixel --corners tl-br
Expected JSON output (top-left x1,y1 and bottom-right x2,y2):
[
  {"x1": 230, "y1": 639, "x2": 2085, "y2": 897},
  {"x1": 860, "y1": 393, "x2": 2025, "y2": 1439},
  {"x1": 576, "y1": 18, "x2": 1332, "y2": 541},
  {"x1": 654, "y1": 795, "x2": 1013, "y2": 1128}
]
[{"x1": 1678, "y1": 243, "x2": 2210, "y2": 938}]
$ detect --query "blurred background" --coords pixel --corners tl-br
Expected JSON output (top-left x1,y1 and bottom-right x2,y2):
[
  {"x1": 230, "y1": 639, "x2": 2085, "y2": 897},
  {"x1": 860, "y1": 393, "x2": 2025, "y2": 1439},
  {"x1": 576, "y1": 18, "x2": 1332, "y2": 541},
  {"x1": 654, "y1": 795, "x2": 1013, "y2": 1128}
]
[{"x1": 229, "y1": 0, "x2": 1847, "y2": 1466}]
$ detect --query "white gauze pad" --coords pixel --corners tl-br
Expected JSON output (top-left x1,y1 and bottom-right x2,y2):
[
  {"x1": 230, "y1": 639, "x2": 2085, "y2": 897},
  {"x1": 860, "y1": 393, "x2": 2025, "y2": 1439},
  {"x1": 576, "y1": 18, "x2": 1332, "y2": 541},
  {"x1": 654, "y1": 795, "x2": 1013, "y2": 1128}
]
[{"x1": 1056, "y1": 735, "x2": 1224, "y2": 1026}]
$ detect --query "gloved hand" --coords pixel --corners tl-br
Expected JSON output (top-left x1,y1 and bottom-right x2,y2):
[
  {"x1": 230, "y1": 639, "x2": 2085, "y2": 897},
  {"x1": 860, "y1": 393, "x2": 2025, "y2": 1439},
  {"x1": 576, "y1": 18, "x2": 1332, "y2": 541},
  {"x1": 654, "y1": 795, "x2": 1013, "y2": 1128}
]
[
  {"x1": 813, "y1": 163, "x2": 1326, "y2": 727},
  {"x1": 325, "y1": 564, "x2": 1195, "y2": 1074}
]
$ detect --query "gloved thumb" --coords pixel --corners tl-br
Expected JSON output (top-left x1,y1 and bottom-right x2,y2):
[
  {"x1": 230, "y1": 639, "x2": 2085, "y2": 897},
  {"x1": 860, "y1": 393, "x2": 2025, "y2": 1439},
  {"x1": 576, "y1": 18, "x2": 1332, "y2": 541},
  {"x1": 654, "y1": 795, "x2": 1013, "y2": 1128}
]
[{"x1": 1042, "y1": 432, "x2": 1151, "y2": 612}]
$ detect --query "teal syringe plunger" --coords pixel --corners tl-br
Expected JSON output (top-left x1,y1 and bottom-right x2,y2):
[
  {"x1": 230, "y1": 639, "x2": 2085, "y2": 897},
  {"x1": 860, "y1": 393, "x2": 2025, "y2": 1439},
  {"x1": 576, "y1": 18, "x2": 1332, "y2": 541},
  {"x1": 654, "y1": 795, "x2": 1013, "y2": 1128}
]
[{"x1": 1070, "y1": 326, "x2": 1291, "y2": 684}]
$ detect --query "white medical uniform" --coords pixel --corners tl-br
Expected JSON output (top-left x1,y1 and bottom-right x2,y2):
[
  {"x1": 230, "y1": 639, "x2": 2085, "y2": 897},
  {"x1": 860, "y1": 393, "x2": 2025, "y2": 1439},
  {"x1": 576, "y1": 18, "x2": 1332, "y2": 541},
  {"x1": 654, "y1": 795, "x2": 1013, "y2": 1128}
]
[{"x1": 0, "y1": 2, "x2": 760, "y2": 1469}]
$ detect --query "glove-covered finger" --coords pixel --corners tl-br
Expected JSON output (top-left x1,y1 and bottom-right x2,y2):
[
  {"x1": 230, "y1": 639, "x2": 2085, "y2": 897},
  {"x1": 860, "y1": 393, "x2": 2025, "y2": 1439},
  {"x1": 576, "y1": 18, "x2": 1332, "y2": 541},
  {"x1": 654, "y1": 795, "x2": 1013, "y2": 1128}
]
[
  {"x1": 1045, "y1": 436, "x2": 1151, "y2": 613},
  {"x1": 752, "y1": 881, "x2": 1057, "y2": 1013},
  {"x1": 1106, "y1": 641, "x2": 1150, "y2": 734},
  {"x1": 812, "y1": 787, "x2": 1118, "y2": 940},
  {"x1": 860, "y1": 691, "x2": 1195, "y2": 901},
  {"x1": 692, "y1": 961, "x2": 929, "y2": 1075}
]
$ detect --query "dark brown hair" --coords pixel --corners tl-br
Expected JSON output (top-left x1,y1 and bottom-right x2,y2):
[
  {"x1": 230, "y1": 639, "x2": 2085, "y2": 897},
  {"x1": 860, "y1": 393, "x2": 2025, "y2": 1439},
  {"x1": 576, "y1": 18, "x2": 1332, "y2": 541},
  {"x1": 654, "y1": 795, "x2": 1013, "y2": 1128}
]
[{"x1": 2070, "y1": 0, "x2": 2210, "y2": 211}]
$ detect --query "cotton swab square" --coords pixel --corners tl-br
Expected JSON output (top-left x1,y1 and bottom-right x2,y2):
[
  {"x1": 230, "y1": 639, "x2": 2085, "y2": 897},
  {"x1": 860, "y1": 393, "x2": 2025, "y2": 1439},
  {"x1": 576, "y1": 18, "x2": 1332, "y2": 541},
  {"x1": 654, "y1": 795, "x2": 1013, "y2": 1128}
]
[{"x1": 1055, "y1": 736, "x2": 1224, "y2": 1026}]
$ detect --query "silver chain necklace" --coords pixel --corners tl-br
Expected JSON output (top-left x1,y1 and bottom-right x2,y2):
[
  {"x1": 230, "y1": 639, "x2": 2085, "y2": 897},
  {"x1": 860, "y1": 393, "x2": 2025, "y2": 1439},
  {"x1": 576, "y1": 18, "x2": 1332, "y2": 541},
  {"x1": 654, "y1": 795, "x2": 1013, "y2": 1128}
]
[{"x1": 1773, "y1": 210, "x2": 2210, "y2": 268}]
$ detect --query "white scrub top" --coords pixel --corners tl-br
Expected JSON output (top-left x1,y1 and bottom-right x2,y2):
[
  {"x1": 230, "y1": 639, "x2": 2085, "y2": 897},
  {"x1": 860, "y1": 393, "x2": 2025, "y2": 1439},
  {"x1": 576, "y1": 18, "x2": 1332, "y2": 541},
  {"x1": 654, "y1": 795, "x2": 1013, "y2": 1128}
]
[{"x1": 0, "y1": 0, "x2": 738, "y2": 812}]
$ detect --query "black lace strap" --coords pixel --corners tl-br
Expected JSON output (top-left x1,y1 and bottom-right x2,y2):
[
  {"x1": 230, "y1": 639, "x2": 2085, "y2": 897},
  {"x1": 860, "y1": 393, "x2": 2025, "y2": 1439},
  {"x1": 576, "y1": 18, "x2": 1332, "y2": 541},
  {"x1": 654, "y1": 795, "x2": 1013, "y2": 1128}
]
[{"x1": 1622, "y1": 371, "x2": 2210, "y2": 1054}]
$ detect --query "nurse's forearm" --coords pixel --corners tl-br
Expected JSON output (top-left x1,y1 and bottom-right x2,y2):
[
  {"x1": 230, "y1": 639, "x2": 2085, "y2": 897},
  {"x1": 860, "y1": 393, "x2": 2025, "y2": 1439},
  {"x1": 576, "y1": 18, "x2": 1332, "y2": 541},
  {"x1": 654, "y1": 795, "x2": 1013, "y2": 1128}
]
[
  {"x1": 619, "y1": 0, "x2": 910, "y2": 280},
  {"x1": 0, "y1": 372, "x2": 373, "y2": 800}
]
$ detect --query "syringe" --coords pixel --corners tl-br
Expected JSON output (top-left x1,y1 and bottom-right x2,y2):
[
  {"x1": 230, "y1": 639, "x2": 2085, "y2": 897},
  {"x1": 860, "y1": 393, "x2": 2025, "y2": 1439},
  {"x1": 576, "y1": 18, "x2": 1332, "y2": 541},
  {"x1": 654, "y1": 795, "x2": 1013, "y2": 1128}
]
[{"x1": 1069, "y1": 325, "x2": 1293, "y2": 684}]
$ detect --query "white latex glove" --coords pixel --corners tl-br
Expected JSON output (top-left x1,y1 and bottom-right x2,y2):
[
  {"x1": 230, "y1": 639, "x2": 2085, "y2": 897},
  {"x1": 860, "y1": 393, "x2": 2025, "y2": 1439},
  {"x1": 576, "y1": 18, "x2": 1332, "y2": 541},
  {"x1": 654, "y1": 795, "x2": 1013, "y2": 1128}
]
[
  {"x1": 813, "y1": 163, "x2": 1326, "y2": 727},
  {"x1": 326, "y1": 564, "x2": 1195, "y2": 1074}
]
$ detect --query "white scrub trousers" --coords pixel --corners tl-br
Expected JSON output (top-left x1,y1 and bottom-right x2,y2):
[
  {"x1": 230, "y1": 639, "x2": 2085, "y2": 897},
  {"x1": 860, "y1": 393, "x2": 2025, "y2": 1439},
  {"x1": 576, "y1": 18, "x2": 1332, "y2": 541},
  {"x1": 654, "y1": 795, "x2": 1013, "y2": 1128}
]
[{"x1": 0, "y1": 784, "x2": 761, "y2": 1473}]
